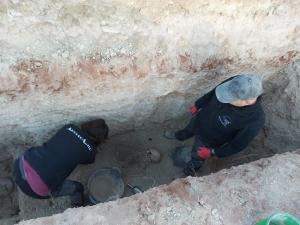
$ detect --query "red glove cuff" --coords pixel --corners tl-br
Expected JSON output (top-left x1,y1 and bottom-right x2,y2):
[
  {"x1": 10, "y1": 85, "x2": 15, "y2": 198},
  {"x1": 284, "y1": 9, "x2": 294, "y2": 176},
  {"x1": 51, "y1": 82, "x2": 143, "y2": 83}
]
[
  {"x1": 197, "y1": 147, "x2": 212, "y2": 159},
  {"x1": 189, "y1": 105, "x2": 198, "y2": 114}
]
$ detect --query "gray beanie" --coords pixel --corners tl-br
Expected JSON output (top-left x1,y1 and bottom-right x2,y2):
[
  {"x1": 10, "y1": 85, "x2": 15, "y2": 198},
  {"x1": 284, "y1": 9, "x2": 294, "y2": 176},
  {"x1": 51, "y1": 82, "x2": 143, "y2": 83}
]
[{"x1": 215, "y1": 74, "x2": 263, "y2": 103}]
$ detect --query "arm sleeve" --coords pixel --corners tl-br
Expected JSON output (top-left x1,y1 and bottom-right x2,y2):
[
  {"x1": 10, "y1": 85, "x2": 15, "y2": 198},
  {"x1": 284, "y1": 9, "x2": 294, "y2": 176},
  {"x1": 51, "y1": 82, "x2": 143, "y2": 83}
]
[
  {"x1": 213, "y1": 122, "x2": 263, "y2": 157},
  {"x1": 194, "y1": 89, "x2": 215, "y2": 109}
]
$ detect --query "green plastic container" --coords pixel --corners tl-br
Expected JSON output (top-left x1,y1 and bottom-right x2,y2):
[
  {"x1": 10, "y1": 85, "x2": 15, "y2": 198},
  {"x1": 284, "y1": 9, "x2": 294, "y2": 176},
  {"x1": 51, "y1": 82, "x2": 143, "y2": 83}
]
[{"x1": 256, "y1": 213, "x2": 300, "y2": 225}]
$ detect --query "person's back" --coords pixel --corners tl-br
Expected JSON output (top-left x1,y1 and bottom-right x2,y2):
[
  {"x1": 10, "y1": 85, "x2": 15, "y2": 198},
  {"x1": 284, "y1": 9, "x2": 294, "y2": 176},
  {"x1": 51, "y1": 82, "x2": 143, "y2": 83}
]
[
  {"x1": 24, "y1": 124, "x2": 96, "y2": 191},
  {"x1": 13, "y1": 119, "x2": 109, "y2": 206}
]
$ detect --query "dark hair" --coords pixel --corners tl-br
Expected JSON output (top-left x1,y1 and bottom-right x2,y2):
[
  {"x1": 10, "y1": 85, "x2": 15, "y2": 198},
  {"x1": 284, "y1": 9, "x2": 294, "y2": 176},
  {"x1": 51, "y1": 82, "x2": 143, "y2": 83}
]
[{"x1": 81, "y1": 119, "x2": 109, "y2": 145}]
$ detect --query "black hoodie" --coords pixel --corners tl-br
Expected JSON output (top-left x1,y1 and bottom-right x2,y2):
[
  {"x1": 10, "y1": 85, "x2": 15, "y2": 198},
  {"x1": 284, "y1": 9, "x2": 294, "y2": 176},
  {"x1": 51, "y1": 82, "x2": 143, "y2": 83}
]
[
  {"x1": 24, "y1": 124, "x2": 96, "y2": 191},
  {"x1": 194, "y1": 77, "x2": 265, "y2": 157}
]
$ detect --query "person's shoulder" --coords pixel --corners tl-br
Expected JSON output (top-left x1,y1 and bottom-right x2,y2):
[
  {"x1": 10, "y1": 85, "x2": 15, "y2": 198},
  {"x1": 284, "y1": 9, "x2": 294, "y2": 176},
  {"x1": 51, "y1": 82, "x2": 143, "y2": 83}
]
[
  {"x1": 60, "y1": 124, "x2": 81, "y2": 132},
  {"x1": 52, "y1": 124, "x2": 83, "y2": 139},
  {"x1": 62, "y1": 123, "x2": 77, "y2": 129}
]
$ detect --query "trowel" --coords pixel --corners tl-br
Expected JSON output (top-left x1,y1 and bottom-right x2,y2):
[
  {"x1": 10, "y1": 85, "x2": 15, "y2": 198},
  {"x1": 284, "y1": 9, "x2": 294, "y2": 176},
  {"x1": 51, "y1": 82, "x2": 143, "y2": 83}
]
[{"x1": 127, "y1": 183, "x2": 143, "y2": 194}]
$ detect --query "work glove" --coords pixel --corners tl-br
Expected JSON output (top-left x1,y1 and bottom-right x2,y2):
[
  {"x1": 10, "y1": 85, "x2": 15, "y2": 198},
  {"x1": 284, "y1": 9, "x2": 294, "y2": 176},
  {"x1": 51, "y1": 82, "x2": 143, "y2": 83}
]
[
  {"x1": 197, "y1": 147, "x2": 213, "y2": 159},
  {"x1": 188, "y1": 104, "x2": 198, "y2": 115}
]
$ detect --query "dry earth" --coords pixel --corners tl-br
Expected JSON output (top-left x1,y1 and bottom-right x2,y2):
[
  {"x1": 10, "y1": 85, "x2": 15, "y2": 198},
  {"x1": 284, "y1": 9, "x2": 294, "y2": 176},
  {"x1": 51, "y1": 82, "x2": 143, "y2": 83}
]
[{"x1": 17, "y1": 151, "x2": 300, "y2": 225}]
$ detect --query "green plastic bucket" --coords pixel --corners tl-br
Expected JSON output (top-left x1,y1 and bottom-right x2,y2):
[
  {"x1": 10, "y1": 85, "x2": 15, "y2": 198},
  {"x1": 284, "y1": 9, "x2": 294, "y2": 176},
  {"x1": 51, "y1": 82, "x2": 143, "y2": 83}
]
[{"x1": 256, "y1": 213, "x2": 300, "y2": 225}]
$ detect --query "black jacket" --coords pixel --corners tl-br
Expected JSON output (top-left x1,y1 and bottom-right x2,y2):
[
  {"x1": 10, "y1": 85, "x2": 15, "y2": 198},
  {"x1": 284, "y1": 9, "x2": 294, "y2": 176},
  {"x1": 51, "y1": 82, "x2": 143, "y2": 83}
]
[
  {"x1": 194, "y1": 78, "x2": 265, "y2": 157},
  {"x1": 24, "y1": 124, "x2": 96, "y2": 191}
]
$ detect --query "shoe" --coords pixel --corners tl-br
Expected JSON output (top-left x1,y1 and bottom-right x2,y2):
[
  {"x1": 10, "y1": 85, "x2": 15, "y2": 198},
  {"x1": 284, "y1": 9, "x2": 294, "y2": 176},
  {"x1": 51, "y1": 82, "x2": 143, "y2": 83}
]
[
  {"x1": 70, "y1": 192, "x2": 84, "y2": 207},
  {"x1": 82, "y1": 194, "x2": 94, "y2": 206},
  {"x1": 163, "y1": 130, "x2": 176, "y2": 139},
  {"x1": 183, "y1": 160, "x2": 203, "y2": 177},
  {"x1": 183, "y1": 163, "x2": 196, "y2": 177}
]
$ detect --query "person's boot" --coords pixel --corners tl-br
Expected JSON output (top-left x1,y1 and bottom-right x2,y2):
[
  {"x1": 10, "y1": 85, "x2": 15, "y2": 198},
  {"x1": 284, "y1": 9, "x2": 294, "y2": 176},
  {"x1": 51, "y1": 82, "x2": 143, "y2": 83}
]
[
  {"x1": 163, "y1": 130, "x2": 177, "y2": 139},
  {"x1": 183, "y1": 160, "x2": 203, "y2": 177},
  {"x1": 82, "y1": 194, "x2": 94, "y2": 206},
  {"x1": 70, "y1": 192, "x2": 84, "y2": 207}
]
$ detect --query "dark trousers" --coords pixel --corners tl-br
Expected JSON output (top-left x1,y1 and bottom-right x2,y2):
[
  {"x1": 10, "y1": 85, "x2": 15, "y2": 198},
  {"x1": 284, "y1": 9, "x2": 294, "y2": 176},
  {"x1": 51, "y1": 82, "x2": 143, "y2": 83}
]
[
  {"x1": 13, "y1": 157, "x2": 84, "y2": 206},
  {"x1": 175, "y1": 115, "x2": 207, "y2": 170}
]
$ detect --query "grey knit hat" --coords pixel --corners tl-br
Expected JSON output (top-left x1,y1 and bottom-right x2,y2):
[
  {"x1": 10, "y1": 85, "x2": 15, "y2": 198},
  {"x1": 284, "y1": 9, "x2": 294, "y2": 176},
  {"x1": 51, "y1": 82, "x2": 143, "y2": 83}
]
[{"x1": 215, "y1": 74, "x2": 263, "y2": 103}]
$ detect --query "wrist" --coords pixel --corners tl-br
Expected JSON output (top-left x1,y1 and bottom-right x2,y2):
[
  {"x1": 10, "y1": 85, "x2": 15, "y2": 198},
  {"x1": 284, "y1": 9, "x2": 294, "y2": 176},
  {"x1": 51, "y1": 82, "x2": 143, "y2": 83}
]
[
  {"x1": 197, "y1": 147, "x2": 212, "y2": 159},
  {"x1": 190, "y1": 105, "x2": 199, "y2": 114}
]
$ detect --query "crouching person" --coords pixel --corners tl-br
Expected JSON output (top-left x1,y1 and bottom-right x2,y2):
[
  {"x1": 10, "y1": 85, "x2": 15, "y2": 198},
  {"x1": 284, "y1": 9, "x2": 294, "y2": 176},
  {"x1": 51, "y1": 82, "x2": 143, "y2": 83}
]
[
  {"x1": 166, "y1": 74, "x2": 265, "y2": 176},
  {"x1": 13, "y1": 119, "x2": 109, "y2": 207}
]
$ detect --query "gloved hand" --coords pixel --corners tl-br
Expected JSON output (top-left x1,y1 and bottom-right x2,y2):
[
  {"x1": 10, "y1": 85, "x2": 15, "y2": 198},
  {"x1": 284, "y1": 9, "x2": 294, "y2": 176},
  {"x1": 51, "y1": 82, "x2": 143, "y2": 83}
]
[
  {"x1": 188, "y1": 105, "x2": 198, "y2": 115},
  {"x1": 197, "y1": 147, "x2": 213, "y2": 159}
]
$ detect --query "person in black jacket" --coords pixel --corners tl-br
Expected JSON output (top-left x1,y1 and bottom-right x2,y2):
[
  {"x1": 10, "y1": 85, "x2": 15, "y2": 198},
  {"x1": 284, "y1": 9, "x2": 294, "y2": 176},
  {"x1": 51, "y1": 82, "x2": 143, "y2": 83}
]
[
  {"x1": 166, "y1": 74, "x2": 265, "y2": 176},
  {"x1": 13, "y1": 119, "x2": 109, "y2": 206}
]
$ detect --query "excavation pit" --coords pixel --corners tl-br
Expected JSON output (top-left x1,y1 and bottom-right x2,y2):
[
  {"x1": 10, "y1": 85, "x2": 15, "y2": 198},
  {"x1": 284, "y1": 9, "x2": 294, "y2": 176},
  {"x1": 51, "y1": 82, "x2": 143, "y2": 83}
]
[{"x1": 1, "y1": 0, "x2": 300, "y2": 224}]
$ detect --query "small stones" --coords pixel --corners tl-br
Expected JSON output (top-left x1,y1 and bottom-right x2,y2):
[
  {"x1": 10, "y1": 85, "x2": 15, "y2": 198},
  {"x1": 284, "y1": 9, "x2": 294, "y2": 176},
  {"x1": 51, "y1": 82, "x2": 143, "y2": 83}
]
[
  {"x1": 166, "y1": 207, "x2": 180, "y2": 218},
  {"x1": 62, "y1": 51, "x2": 70, "y2": 58},
  {"x1": 34, "y1": 61, "x2": 43, "y2": 68},
  {"x1": 211, "y1": 208, "x2": 218, "y2": 216}
]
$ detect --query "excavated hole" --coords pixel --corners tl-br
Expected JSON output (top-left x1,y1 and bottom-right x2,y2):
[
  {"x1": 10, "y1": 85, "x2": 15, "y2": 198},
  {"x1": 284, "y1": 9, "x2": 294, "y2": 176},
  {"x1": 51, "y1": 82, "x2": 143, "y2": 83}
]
[{"x1": 1, "y1": 65, "x2": 300, "y2": 224}]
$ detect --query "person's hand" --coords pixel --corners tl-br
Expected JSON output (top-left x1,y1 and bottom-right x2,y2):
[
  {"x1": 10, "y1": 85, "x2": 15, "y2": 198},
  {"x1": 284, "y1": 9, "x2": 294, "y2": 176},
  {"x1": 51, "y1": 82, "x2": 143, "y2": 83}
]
[
  {"x1": 197, "y1": 147, "x2": 212, "y2": 159},
  {"x1": 188, "y1": 105, "x2": 198, "y2": 115}
]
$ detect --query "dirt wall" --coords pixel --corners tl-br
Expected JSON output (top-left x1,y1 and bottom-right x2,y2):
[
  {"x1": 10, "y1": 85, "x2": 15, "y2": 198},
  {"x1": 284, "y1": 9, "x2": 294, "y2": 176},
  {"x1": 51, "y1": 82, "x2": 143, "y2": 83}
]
[
  {"x1": 262, "y1": 59, "x2": 300, "y2": 153},
  {"x1": 1, "y1": 0, "x2": 300, "y2": 156},
  {"x1": 17, "y1": 151, "x2": 300, "y2": 225}
]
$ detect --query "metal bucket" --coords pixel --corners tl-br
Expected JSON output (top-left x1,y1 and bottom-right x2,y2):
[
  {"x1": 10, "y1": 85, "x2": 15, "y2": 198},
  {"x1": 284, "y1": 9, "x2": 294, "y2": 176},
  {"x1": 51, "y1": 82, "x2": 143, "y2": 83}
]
[{"x1": 87, "y1": 167, "x2": 124, "y2": 204}]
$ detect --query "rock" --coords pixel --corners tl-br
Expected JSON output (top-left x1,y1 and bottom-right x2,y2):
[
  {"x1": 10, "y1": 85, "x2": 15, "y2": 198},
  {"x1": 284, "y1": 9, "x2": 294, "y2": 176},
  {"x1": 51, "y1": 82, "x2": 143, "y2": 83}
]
[
  {"x1": 0, "y1": 177, "x2": 14, "y2": 196},
  {"x1": 146, "y1": 149, "x2": 162, "y2": 163}
]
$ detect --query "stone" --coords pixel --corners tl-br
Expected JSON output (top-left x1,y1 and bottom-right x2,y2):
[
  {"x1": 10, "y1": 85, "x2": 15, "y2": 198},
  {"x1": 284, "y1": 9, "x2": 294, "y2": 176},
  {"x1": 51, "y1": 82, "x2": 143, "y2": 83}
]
[{"x1": 146, "y1": 148, "x2": 161, "y2": 163}]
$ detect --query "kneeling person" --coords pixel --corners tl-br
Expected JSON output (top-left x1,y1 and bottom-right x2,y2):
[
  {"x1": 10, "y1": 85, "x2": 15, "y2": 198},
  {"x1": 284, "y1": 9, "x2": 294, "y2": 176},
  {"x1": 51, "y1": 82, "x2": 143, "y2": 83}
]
[{"x1": 13, "y1": 119, "x2": 109, "y2": 206}]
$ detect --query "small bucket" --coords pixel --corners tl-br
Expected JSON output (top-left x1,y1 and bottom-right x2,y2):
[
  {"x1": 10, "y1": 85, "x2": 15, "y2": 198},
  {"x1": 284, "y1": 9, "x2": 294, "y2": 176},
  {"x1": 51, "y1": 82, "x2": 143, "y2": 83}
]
[
  {"x1": 87, "y1": 167, "x2": 124, "y2": 204},
  {"x1": 256, "y1": 213, "x2": 300, "y2": 225}
]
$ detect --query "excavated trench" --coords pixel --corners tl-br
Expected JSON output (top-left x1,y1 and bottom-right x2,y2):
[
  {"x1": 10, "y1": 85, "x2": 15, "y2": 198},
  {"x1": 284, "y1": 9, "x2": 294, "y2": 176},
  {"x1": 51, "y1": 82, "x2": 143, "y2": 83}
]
[
  {"x1": 1, "y1": 1, "x2": 300, "y2": 223},
  {"x1": 0, "y1": 63, "x2": 300, "y2": 224}
]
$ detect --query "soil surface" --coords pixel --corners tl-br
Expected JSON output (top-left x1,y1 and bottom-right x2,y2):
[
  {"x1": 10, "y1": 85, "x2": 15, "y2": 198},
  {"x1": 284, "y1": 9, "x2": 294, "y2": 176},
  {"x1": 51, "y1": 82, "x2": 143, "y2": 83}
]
[{"x1": 0, "y1": 150, "x2": 19, "y2": 225}]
